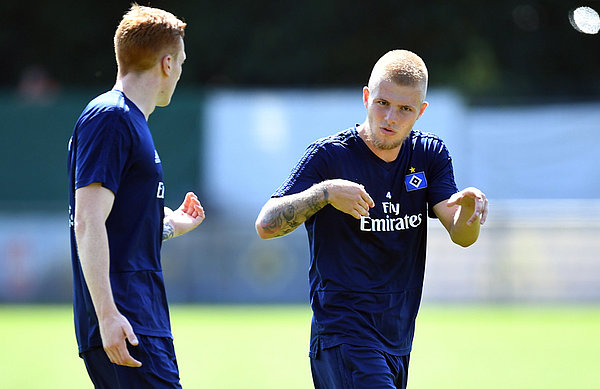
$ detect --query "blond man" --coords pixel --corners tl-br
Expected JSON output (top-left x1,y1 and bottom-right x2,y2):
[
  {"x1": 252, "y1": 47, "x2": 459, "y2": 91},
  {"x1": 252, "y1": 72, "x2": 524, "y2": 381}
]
[{"x1": 256, "y1": 50, "x2": 488, "y2": 388}]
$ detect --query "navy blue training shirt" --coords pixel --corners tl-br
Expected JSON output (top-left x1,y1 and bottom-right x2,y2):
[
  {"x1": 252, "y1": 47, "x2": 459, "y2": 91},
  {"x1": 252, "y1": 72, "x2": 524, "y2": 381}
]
[
  {"x1": 273, "y1": 127, "x2": 458, "y2": 357},
  {"x1": 68, "y1": 90, "x2": 171, "y2": 354}
]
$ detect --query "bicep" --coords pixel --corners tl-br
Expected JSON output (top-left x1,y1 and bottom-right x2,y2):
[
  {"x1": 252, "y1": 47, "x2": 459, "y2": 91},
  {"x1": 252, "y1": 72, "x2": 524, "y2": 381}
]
[{"x1": 74, "y1": 183, "x2": 115, "y2": 224}]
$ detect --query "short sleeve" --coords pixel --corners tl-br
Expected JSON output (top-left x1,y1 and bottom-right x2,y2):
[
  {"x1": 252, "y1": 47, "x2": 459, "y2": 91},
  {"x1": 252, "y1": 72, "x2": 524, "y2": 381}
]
[
  {"x1": 74, "y1": 112, "x2": 132, "y2": 194},
  {"x1": 425, "y1": 139, "x2": 459, "y2": 217},
  {"x1": 273, "y1": 141, "x2": 328, "y2": 197}
]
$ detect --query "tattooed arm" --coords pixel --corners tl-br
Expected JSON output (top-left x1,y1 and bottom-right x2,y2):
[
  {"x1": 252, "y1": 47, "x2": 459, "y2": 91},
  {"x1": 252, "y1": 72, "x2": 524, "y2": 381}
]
[
  {"x1": 255, "y1": 183, "x2": 329, "y2": 239},
  {"x1": 162, "y1": 221, "x2": 175, "y2": 241},
  {"x1": 255, "y1": 179, "x2": 375, "y2": 239}
]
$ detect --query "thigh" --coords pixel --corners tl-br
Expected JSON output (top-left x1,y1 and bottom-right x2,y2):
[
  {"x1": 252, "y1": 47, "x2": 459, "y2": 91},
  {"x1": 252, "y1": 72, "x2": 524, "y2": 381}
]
[
  {"x1": 81, "y1": 347, "x2": 121, "y2": 389},
  {"x1": 81, "y1": 336, "x2": 182, "y2": 389},
  {"x1": 311, "y1": 344, "x2": 410, "y2": 389},
  {"x1": 123, "y1": 335, "x2": 182, "y2": 389},
  {"x1": 310, "y1": 345, "x2": 352, "y2": 389},
  {"x1": 310, "y1": 344, "x2": 409, "y2": 389},
  {"x1": 340, "y1": 344, "x2": 399, "y2": 389}
]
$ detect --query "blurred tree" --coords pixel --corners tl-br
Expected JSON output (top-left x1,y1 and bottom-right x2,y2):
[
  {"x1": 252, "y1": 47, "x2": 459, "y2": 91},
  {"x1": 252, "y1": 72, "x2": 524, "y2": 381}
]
[{"x1": 0, "y1": 0, "x2": 599, "y2": 102}]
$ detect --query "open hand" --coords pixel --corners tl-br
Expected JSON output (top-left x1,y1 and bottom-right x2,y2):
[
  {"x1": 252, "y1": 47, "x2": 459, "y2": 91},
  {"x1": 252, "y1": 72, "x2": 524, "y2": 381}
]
[{"x1": 447, "y1": 187, "x2": 488, "y2": 225}]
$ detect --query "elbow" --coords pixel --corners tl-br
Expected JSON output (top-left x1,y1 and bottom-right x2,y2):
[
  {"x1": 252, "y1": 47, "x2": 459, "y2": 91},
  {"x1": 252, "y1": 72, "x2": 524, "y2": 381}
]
[
  {"x1": 73, "y1": 215, "x2": 88, "y2": 239},
  {"x1": 74, "y1": 212, "x2": 105, "y2": 243},
  {"x1": 255, "y1": 219, "x2": 273, "y2": 240},
  {"x1": 449, "y1": 222, "x2": 480, "y2": 248},
  {"x1": 255, "y1": 218, "x2": 285, "y2": 240},
  {"x1": 450, "y1": 232, "x2": 479, "y2": 248},
  {"x1": 452, "y1": 237, "x2": 476, "y2": 248}
]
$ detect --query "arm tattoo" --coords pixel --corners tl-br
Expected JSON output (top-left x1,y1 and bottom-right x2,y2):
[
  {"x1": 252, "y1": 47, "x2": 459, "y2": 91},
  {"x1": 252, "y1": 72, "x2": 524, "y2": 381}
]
[
  {"x1": 260, "y1": 185, "x2": 328, "y2": 237},
  {"x1": 162, "y1": 221, "x2": 175, "y2": 241}
]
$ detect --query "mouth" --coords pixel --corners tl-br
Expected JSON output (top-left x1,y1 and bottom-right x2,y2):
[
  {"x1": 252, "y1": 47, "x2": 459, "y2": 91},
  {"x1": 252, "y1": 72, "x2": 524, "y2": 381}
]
[{"x1": 380, "y1": 126, "x2": 395, "y2": 135}]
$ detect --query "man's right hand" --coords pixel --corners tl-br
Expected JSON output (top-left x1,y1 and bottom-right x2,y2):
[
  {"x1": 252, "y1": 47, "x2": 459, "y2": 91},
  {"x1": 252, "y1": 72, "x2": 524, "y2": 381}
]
[{"x1": 99, "y1": 312, "x2": 142, "y2": 367}]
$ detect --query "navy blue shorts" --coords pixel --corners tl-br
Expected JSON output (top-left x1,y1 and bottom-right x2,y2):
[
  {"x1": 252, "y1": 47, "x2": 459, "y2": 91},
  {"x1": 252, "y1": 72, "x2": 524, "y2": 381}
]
[
  {"x1": 310, "y1": 344, "x2": 410, "y2": 389},
  {"x1": 81, "y1": 335, "x2": 181, "y2": 389}
]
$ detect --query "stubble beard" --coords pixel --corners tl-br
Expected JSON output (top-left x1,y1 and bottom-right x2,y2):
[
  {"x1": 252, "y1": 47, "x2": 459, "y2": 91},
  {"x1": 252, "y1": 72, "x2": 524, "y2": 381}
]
[{"x1": 367, "y1": 127, "x2": 406, "y2": 151}]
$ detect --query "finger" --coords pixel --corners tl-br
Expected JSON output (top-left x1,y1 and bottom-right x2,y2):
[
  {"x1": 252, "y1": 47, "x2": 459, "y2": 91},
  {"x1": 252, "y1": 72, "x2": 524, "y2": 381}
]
[
  {"x1": 190, "y1": 199, "x2": 201, "y2": 216},
  {"x1": 186, "y1": 193, "x2": 201, "y2": 215},
  {"x1": 466, "y1": 210, "x2": 480, "y2": 226},
  {"x1": 474, "y1": 194, "x2": 486, "y2": 220},
  {"x1": 446, "y1": 192, "x2": 461, "y2": 207},
  {"x1": 466, "y1": 197, "x2": 486, "y2": 225},
  {"x1": 186, "y1": 192, "x2": 198, "y2": 204},
  {"x1": 352, "y1": 197, "x2": 371, "y2": 217},
  {"x1": 355, "y1": 199, "x2": 367, "y2": 211},
  {"x1": 122, "y1": 354, "x2": 142, "y2": 368},
  {"x1": 356, "y1": 206, "x2": 370, "y2": 218},
  {"x1": 480, "y1": 198, "x2": 489, "y2": 225},
  {"x1": 104, "y1": 342, "x2": 141, "y2": 367},
  {"x1": 116, "y1": 338, "x2": 142, "y2": 367},
  {"x1": 181, "y1": 193, "x2": 193, "y2": 213},
  {"x1": 190, "y1": 203, "x2": 201, "y2": 218},
  {"x1": 122, "y1": 358, "x2": 143, "y2": 368},
  {"x1": 117, "y1": 349, "x2": 142, "y2": 367},
  {"x1": 361, "y1": 191, "x2": 375, "y2": 208},
  {"x1": 104, "y1": 348, "x2": 118, "y2": 364},
  {"x1": 108, "y1": 325, "x2": 142, "y2": 367},
  {"x1": 125, "y1": 329, "x2": 138, "y2": 346},
  {"x1": 350, "y1": 209, "x2": 362, "y2": 219},
  {"x1": 196, "y1": 205, "x2": 205, "y2": 220}
]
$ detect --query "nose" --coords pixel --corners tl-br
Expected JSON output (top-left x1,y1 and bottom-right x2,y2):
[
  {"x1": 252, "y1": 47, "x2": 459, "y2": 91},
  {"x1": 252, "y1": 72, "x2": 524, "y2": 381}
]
[{"x1": 385, "y1": 108, "x2": 398, "y2": 124}]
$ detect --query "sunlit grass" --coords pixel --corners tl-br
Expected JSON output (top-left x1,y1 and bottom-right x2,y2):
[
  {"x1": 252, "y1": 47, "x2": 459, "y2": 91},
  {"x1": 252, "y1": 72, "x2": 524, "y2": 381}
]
[{"x1": 0, "y1": 304, "x2": 599, "y2": 388}]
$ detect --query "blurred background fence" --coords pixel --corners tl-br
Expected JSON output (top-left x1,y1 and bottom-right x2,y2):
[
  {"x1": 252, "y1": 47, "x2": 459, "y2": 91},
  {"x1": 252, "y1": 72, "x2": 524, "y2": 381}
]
[
  {"x1": 0, "y1": 0, "x2": 599, "y2": 304},
  {"x1": 1, "y1": 88, "x2": 599, "y2": 304}
]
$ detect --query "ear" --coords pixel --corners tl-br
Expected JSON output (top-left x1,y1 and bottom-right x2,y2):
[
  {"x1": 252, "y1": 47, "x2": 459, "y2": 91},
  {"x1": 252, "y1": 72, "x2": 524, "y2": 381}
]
[
  {"x1": 160, "y1": 54, "x2": 173, "y2": 76},
  {"x1": 417, "y1": 101, "x2": 428, "y2": 119},
  {"x1": 362, "y1": 86, "x2": 370, "y2": 109}
]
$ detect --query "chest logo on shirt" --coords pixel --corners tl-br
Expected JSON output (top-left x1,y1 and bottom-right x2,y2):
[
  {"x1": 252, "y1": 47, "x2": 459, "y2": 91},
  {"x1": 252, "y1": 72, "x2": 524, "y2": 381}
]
[
  {"x1": 154, "y1": 150, "x2": 161, "y2": 164},
  {"x1": 360, "y1": 200, "x2": 423, "y2": 232},
  {"x1": 405, "y1": 168, "x2": 427, "y2": 192}
]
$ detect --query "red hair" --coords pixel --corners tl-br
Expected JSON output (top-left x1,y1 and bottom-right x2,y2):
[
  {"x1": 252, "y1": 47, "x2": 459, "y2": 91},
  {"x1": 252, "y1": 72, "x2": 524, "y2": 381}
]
[{"x1": 114, "y1": 4, "x2": 186, "y2": 75}]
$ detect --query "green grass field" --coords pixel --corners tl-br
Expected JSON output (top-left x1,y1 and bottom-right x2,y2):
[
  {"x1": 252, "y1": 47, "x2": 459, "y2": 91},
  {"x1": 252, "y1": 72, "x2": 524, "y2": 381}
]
[{"x1": 0, "y1": 304, "x2": 599, "y2": 388}]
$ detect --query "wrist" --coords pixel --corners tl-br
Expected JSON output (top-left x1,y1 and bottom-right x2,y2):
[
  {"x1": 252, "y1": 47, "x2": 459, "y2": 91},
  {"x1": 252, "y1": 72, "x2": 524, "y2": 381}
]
[
  {"x1": 95, "y1": 301, "x2": 119, "y2": 322},
  {"x1": 162, "y1": 219, "x2": 175, "y2": 241},
  {"x1": 315, "y1": 181, "x2": 330, "y2": 206}
]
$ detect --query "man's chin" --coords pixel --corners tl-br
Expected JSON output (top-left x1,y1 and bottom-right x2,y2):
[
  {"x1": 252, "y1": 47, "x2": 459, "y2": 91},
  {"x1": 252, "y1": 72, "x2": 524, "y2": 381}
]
[{"x1": 372, "y1": 137, "x2": 404, "y2": 151}]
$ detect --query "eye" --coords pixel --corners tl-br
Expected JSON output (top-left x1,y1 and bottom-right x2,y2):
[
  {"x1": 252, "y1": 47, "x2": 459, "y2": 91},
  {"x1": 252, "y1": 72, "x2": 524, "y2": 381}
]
[{"x1": 377, "y1": 100, "x2": 389, "y2": 106}]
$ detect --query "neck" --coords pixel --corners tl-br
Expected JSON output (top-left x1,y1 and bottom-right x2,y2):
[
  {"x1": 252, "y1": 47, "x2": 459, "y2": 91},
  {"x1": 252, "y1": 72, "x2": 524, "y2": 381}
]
[{"x1": 113, "y1": 72, "x2": 158, "y2": 120}]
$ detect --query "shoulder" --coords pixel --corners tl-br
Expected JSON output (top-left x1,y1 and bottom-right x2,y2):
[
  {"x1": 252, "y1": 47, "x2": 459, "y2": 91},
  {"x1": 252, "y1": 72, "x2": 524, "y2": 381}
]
[
  {"x1": 295, "y1": 128, "x2": 356, "y2": 166},
  {"x1": 76, "y1": 91, "x2": 141, "y2": 137},
  {"x1": 409, "y1": 130, "x2": 448, "y2": 154},
  {"x1": 80, "y1": 90, "x2": 140, "y2": 124},
  {"x1": 287, "y1": 128, "x2": 356, "y2": 177},
  {"x1": 309, "y1": 128, "x2": 358, "y2": 153}
]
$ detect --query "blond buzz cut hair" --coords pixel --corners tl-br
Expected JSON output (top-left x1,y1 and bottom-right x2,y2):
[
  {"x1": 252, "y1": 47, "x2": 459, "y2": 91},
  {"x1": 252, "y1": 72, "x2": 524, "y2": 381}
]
[
  {"x1": 368, "y1": 50, "x2": 429, "y2": 99},
  {"x1": 114, "y1": 3, "x2": 186, "y2": 75}
]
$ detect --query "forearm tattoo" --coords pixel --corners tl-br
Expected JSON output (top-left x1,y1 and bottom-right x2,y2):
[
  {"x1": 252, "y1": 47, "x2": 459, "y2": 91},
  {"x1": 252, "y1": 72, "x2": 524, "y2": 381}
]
[
  {"x1": 162, "y1": 221, "x2": 175, "y2": 241},
  {"x1": 261, "y1": 185, "x2": 328, "y2": 237}
]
